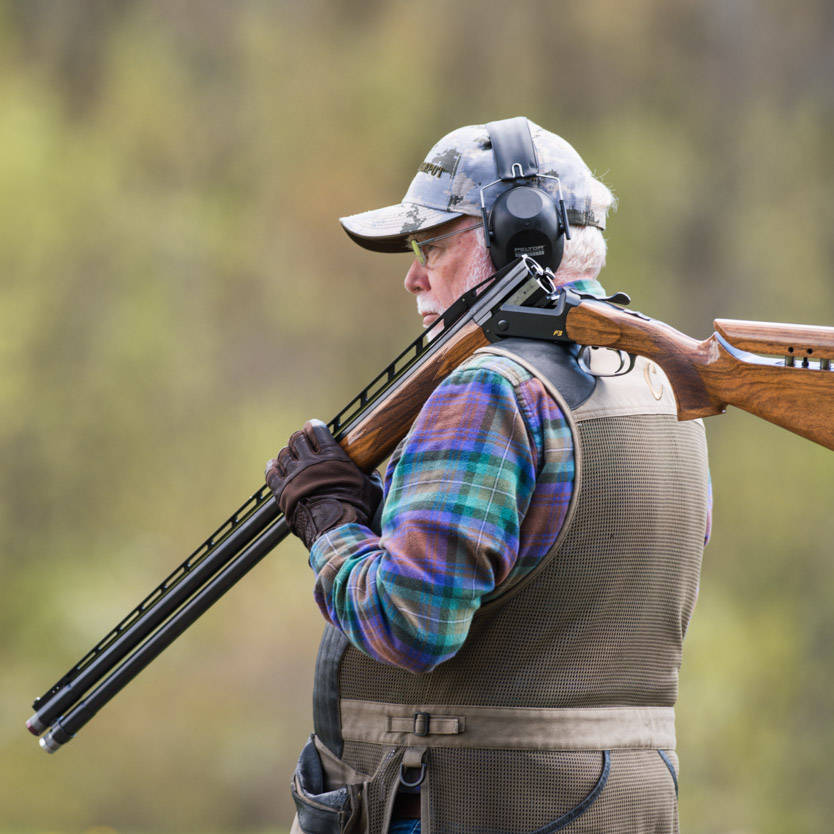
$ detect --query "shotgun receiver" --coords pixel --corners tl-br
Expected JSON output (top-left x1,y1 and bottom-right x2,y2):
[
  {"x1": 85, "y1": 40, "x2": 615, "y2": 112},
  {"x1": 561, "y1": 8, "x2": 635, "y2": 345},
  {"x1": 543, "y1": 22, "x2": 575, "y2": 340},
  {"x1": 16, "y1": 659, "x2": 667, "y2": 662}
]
[{"x1": 26, "y1": 256, "x2": 834, "y2": 753}]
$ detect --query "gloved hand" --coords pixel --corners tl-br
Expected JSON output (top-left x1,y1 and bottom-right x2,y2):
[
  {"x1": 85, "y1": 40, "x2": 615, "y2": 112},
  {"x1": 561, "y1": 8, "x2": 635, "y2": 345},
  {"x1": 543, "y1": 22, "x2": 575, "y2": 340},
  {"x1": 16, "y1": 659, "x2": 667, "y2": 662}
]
[{"x1": 265, "y1": 419, "x2": 383, "y2": 549}]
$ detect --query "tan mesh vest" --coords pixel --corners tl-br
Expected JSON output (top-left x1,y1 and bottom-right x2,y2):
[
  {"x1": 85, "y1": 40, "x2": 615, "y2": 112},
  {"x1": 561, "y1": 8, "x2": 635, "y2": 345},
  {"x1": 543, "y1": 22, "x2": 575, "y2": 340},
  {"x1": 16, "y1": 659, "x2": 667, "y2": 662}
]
[{"x1": 309, "y1": 342, "x2": 709, "y2": 834}]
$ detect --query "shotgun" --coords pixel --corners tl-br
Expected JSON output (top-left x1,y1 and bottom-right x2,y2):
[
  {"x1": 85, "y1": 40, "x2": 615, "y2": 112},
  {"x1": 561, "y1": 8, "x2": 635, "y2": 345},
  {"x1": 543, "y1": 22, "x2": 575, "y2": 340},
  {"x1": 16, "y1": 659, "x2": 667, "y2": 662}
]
[{"x1": 26, "y1": 256, "x2": 834, "y2": 753}]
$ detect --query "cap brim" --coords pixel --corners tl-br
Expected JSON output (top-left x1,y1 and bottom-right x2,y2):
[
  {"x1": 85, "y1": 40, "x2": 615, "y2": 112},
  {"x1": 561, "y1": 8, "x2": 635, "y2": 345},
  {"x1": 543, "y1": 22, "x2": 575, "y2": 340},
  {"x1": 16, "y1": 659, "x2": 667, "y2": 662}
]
[{"x1": 339, "y1": 202, "x2": 464, "y2": 253}]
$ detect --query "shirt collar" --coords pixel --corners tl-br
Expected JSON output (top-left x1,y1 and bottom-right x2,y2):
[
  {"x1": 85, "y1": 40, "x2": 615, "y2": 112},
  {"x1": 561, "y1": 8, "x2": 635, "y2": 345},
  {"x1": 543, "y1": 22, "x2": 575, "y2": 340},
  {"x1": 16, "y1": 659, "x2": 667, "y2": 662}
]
[{"x1": 563, "y1": 276, "x2": 607, "y2": 297}]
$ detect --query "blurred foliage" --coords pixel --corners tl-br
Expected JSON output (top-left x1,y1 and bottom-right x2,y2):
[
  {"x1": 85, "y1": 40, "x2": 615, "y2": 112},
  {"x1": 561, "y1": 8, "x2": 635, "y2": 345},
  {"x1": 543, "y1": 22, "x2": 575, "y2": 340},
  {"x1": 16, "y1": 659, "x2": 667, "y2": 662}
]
[{"x1": 1, "y1": 1, "x2": 832, "y2": 832}]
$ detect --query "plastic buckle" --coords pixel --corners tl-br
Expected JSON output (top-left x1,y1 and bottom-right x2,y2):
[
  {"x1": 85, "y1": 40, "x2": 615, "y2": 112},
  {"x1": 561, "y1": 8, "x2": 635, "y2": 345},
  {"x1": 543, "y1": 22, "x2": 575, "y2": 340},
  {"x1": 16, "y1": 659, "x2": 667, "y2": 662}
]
[{"x1": 413, "y1": 712, "x2": 430, "y2": 737}]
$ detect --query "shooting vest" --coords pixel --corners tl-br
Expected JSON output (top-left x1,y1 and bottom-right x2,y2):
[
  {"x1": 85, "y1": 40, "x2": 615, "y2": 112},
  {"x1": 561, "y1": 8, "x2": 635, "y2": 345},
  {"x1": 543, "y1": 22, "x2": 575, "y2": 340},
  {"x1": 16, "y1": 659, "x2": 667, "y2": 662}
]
[{"x1": 292, "y1": 339, "x2": 709, "y2": 834}]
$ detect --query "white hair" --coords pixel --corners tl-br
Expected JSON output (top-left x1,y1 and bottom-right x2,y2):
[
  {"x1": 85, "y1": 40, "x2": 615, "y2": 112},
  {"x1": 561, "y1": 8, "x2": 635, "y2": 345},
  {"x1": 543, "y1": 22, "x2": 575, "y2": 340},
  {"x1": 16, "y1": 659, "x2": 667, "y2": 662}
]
[
  {"x1": 556, "y1": 175, "x2": 617, "y2": 284},
  {"x1": 556, "y1": 225, "x2": 608, "y2": 283}
]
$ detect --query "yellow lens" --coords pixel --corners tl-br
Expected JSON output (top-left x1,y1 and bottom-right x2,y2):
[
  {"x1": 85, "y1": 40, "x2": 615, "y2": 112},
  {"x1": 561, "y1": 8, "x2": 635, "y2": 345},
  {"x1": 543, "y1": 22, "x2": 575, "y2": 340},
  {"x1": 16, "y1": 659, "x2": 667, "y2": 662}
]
[{"x1": 410, "y1": 239, "x2": 425, "y2": 265}]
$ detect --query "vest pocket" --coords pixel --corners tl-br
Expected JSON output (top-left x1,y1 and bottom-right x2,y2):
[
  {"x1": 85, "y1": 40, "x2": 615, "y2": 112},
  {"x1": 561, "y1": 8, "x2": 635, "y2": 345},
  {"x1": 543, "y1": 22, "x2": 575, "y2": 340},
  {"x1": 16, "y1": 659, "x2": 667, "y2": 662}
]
[
  {"x1": 291, "y1": 736, "x2": 364, "y2": 833},
  {"x1": 658, "y1": 749, "x2": 679, "y2": 798},
  {"x1": 531, "y1": 749, "x2": 611, "y2": 833}
]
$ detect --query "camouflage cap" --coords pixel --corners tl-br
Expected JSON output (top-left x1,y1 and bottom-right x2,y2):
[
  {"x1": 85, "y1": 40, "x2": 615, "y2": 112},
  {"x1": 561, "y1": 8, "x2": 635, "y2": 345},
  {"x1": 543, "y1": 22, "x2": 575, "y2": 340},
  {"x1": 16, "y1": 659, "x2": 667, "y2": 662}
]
[{"x1": 340, "y1": 117, "x2": 607, "y2": 254}]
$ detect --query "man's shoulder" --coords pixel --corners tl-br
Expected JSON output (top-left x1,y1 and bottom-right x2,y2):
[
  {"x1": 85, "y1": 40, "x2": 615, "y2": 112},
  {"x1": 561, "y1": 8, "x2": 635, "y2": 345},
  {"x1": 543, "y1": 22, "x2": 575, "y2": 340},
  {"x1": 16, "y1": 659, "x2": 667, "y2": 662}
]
[
  {"x1": 409, "y1": 351, "x2": 539, "y2": 435},
  {"x1": 451, "y1": 350, "x2": 534, "y2": 389},
  {"x1": 437, "y1": 348, "x2": 569, "y2": 426},
  {"x1": 467, "y1": 339, "x2": 596, "y2": 413},
  {"x1": 444, "y1": 342, "x2": 590, "y2": 413}
]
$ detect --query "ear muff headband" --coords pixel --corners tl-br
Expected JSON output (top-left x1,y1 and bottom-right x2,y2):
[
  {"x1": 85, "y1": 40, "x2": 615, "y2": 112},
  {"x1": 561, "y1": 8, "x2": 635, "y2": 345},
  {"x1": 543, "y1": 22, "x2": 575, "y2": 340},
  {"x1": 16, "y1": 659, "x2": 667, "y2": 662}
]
[{"x1": 481, "y1": 118, "x2": 571, "y2": 271}]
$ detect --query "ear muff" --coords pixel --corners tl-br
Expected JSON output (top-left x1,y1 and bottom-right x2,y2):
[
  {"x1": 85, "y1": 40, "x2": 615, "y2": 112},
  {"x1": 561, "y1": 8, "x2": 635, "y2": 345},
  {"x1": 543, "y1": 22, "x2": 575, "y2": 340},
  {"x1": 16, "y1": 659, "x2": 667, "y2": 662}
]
[
  {"x1": 488, "y1": 184, "x2": 564, "y2": 271},
  {"x1": 482, "y1": 117, "x2": 570, "y2": 272}
]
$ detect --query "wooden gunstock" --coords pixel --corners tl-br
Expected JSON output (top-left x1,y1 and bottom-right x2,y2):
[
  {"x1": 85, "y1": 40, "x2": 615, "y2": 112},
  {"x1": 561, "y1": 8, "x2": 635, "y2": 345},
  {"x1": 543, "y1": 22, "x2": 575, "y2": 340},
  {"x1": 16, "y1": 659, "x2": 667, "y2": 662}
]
[
  {"x1": 714, "y1": 319, "x2": 834, "y2": 361},
  {"x1": 704, "y1": 348, "x2": 834, "y2": 450},
  {"x1": 711, "y1": 318, "x2": 834, "y2": 450},
  {"x1": 567, "y1": 302, "x2": 834, "y2": 451},
  {"x1": 565, "y1": 300, "x2": 726, "y2": 419}
]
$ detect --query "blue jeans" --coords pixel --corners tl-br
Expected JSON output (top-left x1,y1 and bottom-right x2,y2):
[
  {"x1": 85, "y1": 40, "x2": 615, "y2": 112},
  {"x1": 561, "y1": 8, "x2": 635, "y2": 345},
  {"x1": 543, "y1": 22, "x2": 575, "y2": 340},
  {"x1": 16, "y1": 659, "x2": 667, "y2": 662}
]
[{"x1": 389, "y1": 819, "x2": 421, "y2": 834}]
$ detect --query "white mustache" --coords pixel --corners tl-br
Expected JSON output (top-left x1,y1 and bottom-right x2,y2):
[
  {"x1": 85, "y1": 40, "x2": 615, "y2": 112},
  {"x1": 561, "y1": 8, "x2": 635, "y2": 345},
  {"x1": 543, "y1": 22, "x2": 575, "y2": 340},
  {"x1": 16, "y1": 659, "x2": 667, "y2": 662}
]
[{"x1": 417, "y1": 302, "x2": 442, "y2": 317}]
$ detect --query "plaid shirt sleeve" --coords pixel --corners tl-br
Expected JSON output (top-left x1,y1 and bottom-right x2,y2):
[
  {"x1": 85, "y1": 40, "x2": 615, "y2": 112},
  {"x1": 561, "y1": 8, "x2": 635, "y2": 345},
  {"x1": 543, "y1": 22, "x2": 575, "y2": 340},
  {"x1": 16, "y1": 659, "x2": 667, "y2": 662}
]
[{"x1": 308, "y1": 354, "x2": 576, "y2": 673}]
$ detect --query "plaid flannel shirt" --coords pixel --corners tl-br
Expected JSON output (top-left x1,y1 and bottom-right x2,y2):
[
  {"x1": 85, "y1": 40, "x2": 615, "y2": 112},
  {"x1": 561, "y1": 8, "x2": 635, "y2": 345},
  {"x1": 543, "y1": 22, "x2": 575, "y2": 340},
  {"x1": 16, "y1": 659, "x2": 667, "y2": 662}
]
[{"x1": 309, "y1": 278, "x2": 712, "y2": 672}]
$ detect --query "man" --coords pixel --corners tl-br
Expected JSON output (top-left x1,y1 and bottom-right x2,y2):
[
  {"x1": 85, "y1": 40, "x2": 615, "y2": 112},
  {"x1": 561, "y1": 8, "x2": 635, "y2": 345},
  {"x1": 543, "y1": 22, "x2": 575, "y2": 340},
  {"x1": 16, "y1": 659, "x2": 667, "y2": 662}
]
[{"x1": 267, "y1": 118, "x2": 710, "y2": 834}]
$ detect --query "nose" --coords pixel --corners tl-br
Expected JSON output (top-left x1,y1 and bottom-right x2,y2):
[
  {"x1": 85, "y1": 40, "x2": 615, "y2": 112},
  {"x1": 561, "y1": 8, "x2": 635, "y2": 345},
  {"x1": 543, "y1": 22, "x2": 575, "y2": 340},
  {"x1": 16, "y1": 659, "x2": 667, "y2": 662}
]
[{"x1": 404, "y1": 259, "x2": 430, "y2": 295}]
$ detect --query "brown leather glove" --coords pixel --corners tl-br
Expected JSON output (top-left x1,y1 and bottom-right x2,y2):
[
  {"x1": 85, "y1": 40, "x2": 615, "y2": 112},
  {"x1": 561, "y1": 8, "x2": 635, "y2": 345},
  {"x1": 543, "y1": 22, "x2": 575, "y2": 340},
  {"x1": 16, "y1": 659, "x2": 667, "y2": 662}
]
[{"x1": 265, "y1": 419, "x2": 383, "y2": 549}]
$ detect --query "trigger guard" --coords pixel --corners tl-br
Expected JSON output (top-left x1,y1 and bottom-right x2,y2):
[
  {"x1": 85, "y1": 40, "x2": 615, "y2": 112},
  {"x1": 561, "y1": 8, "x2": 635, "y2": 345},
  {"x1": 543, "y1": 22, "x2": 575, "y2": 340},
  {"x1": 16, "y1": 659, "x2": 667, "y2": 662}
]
[
  {"x1": 577, "y1": 346, "x2": 594, "y2": 376},
  {"x1": 616, "y1": 350, "x2": 637, "y2": 375},
  {"x1": 578, "y1": 346, "x2": 637, "y2": 378}
]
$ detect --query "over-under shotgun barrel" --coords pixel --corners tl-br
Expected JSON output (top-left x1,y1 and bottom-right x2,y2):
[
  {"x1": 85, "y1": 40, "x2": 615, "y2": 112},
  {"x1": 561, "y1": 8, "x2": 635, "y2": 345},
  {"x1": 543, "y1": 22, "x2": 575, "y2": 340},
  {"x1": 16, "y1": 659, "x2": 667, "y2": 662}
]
[
  {"x1": 26, "y1": 499, "x2": 281, "y2": 736},
  {"x1": 28, "y1": 257, "x2": 539, "y2": 753}
]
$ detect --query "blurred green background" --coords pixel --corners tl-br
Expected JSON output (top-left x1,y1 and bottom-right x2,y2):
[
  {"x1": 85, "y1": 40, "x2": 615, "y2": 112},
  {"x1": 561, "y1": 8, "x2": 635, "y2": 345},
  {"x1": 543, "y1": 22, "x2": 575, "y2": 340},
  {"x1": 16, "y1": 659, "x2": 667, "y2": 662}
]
[{"x1": 2, "y1": 1, "x2": 833, "y2": 832}]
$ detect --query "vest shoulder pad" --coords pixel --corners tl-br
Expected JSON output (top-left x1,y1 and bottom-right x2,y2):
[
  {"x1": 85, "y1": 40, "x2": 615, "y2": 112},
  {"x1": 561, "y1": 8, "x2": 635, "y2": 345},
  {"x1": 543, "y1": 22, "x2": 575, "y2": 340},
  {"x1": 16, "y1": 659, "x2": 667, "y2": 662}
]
[{"x1": 480, "y1": 338, "x2": 596, "y2": 410}]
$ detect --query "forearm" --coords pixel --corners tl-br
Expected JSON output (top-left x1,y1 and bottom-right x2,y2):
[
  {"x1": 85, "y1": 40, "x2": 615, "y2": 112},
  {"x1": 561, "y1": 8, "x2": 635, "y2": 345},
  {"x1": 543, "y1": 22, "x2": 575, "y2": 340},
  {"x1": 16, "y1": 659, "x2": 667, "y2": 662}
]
[
  {"x1": 311, "y1": 526, "x2": 471, "y2": 672},
  {"x1": 307, "y1": 359, "x2": 557, "y2": 672}
]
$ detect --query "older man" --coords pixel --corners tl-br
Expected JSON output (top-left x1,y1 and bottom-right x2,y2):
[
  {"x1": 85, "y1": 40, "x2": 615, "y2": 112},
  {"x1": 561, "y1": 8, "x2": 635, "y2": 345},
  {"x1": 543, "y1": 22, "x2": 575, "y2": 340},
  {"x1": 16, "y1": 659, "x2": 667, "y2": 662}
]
[{"x1": 268, "y1": 118, "x2": 710, "y2": 834}]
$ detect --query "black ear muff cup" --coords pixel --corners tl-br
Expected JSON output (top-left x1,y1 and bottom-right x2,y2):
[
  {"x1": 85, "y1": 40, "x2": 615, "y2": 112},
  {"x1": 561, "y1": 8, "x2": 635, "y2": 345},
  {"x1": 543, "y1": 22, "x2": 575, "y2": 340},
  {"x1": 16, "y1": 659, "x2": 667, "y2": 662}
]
[{"x1": 489, "y1": 186, "x2": 564, "y2": 271}]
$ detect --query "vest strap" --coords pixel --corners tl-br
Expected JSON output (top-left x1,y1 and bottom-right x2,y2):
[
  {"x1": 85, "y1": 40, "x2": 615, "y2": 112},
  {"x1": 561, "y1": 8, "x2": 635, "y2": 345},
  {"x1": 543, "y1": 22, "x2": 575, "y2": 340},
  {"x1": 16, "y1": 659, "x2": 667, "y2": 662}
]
[
  {"x1": 387, "y1": 712, "x2": 464, "y2": 736},
  {"x1": 399, "y1": 746, "x2": 428, "y2": 788},
  {"x1": 341, "y1": 699, "x2": 676, "y2": 751}
]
